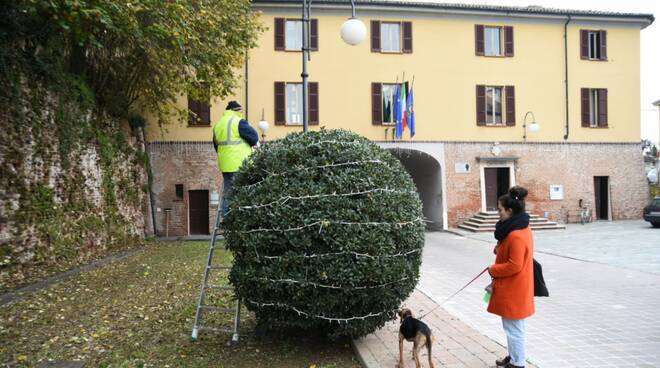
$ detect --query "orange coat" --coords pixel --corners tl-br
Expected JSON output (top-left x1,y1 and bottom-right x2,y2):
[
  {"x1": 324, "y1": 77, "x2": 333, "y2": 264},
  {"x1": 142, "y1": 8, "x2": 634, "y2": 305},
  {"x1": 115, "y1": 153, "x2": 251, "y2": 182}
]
[{"x1": 487, "y1": 227, "x2": 535, "y2": 320}]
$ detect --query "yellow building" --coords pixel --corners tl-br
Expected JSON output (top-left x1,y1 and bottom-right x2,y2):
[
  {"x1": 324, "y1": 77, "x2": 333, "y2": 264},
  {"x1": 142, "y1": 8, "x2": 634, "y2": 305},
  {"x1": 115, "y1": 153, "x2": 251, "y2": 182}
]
[{"x1": 145, "y1": 1, "x2": 654, "y2": 236}]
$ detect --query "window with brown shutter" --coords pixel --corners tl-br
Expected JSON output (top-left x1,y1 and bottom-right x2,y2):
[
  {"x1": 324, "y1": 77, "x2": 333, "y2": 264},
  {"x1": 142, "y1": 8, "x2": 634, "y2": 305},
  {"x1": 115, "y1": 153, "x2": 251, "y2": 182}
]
[
  {"x1": 309, "y1": 82, "x2": 319, "y2": 125},
  {"x1": 275, "y1": 18, "x2": 285, "y2": 51},
  {"x1": 582, "y1": 88, "x2": 609, "y2": 128},
  {"x1": 504, "y1": 26, "x2": 514, "y2": 57},
  {"x1": 581, "y1": 88, "x2": 590, "y2": 127},
  {"x1": 274, "y1": 82, "x2": 285, "y2": 125},
  {"x1": 581, "y1": 29, "x2": 607, "y2": 61},
  {"x1": 310, "y1": 19, "x2": 319, "y2": 51},
  {"x1": 475, "y1": 25, "x2": 485, "y2": 56},
  {"x1": 402, "y1": 22, "x2": 412, "y2": 53},
  {"x1": 505, "y1": 86, "x2": 515, "y2": 126},
  {"x1": 188, "y1": 97, "x2": 210, "y2": 126},
  {"x1": 597, "y1": 88, "x2": 608, "y2": 127},
  {"x1": 372, "y1": 83, "x2": 382, "y2": 125},
  {"x1": 371, "y1": 20, "x2": 381, "y2": 52},
  {"x1": 599, "y1": 30, "x2": 607, "y2": 60},
  {"x1": 476, "y1": 85, "x2": 486, "y2": 125}
]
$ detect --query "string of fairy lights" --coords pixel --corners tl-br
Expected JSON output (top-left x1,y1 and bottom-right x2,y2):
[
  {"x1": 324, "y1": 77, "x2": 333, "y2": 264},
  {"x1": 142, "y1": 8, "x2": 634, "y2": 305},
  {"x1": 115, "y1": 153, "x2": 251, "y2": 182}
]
[{"x1": 230, "y1": 141, "x2": 421, "y2": 324}]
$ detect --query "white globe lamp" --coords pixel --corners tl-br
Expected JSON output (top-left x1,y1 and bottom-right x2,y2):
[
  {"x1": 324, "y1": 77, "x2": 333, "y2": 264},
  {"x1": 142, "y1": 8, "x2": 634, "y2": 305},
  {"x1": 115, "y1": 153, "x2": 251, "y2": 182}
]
[
  {"x1": 340, "y1": 18, "x2": 367, "y2": 46},
  {"x1": 529, "y1": 121, "x2": 540, "y2": 133}
]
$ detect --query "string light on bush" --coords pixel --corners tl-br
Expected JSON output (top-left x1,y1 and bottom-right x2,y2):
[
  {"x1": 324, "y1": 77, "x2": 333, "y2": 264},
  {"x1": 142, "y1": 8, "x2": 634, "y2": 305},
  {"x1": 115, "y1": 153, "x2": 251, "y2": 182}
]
[
  {"x1": 237, "y1": 218, "x2": 425, "y2": 235},
  {"x1": 251, "y1": 276, "x2": 411, "y2": 290},
  {"x1": 246, "y1": 300, "x2": 391, "y2": 324},
  {"x1": 262, "y1": 248, "x2": 421, "y2": 261}
]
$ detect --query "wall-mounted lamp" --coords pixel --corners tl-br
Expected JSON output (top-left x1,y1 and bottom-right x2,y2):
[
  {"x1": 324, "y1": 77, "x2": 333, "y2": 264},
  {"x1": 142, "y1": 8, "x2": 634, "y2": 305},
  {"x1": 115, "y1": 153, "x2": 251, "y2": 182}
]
[
  {"x1": 523, "y1": 111, "x2": 540, "y2": 141},
  {"x1": 258, "y1": 108, "x2": 269, "y2": 143}
]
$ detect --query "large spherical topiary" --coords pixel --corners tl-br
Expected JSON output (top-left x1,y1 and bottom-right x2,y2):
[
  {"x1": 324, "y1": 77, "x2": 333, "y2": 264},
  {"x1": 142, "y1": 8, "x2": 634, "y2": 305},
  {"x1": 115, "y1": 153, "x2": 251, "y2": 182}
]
[{"x1": 225, "y1": 129, "x2": 424, "y2": 338}]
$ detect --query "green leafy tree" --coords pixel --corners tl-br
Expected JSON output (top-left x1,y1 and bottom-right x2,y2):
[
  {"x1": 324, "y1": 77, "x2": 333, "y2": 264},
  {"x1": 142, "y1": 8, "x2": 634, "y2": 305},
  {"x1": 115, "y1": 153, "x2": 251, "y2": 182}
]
[{"x1": 1, "y1": 0, "x2": 263, "y2": 121}]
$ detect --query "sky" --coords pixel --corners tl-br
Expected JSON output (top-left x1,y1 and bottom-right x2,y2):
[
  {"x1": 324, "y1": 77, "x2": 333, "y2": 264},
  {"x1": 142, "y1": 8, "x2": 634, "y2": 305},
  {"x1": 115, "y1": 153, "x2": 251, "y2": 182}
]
[{"x1": 414, "y1": 0, "x2": 660, "y2": 144}]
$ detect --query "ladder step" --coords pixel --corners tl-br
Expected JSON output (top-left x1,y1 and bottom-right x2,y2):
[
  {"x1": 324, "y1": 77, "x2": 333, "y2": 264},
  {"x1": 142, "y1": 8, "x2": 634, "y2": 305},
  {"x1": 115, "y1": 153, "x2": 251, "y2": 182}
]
[
  {"x1": 200, "y1": 305, "x2": 234, "y2": 312},
  {"x1": 208, "y1": 266, "x2": 231, "y2": 270},
  {"x1": 205, "y1": 285, "x2": 233, "y2": 290},
  {"x1": 198, "y1": 326, "x2": 234, "y2": 334}
]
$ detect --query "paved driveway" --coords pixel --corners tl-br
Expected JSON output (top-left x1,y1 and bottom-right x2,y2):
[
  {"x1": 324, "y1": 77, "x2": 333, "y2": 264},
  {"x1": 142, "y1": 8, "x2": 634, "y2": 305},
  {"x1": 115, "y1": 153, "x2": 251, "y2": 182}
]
[{"x1": 418, "y1": 221, "x2": 660, "y2": 367}]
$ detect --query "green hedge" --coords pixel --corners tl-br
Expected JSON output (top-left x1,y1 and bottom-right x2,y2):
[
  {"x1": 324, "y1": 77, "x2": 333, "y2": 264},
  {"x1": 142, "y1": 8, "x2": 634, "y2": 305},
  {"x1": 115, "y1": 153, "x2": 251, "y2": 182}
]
[{"x1": 225, "y1": 129, "x2": 425, "y2": 338}]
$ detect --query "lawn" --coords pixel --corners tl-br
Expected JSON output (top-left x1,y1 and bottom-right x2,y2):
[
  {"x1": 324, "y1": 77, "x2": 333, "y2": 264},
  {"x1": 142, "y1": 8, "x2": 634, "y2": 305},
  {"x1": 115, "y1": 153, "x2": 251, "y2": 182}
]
[{"x1": 0, "y1": 241, "x2": 360, "y2": 368}]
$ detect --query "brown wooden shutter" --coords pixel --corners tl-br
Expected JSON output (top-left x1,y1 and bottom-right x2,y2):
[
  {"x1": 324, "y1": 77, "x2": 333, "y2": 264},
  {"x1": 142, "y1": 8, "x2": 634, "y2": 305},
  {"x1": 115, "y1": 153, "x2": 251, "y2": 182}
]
[
  {"x1": 475, "y1": 25, "x2": 484, "y2": 56},
  {"x1": 372, "y1": 83, "x2": 382, "y2": 125},
  {"x1": 310, "y1": 19, "x2": 319, "y2": 51},
  {"x1": 275, "y1": 18, "x2": 285, "y2": 51},
  {"x1": 188, "y1": 97, "x2": 198, "y2": 125},
  {"x1": 599, "y1": 30, "x2": 607, "y2": 60},
  {"x1": 581, "y1": 88, "x2": 590, "y2": 127},
  {"x1": 275, "y1": 82, "x2": 285, "y2": 125},
  {"x1": 598, "y1": 88, "x2": 608, "y2": 127},
  {"x1": 505, "y1": 86, "x2": 515, "y2": 126},
  {"x1": 371, "y1": 20, "x2": 381, "y2": 52},
  {"x1": 402, "y1": 21, "x2": 413, "y2": 53},
  {"x1": 504, "y1": 26, "x2": 514, "y2": 57},
  {"x1": 309, "y1": 82, "x2": 319, "y2": 125},
  {"x1": 580, "y1": 30, "x2": 588, "y2": 59},
  {"x1": 200, "y1": 101, "x2": 211, "y2": 125},
  {"x1": 476, "y1": 85, "x2": 486, "y2": 126}
]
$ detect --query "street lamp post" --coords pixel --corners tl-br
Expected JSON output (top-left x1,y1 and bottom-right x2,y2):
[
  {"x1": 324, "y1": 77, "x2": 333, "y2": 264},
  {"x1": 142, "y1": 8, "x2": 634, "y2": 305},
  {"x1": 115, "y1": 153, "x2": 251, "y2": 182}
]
[
  {"x1": 301, "y1": 0, "x2": 366, "y2": 132},
  {"x1": 523, "y1": 111, "x2": 540, "y2": 141}
]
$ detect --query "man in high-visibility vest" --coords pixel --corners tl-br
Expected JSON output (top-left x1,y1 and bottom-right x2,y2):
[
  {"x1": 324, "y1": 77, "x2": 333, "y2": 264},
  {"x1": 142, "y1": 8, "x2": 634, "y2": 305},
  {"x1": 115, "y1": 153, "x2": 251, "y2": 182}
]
[{"x1": 212, "y1": 101, "x2": 258, "y2": 219}]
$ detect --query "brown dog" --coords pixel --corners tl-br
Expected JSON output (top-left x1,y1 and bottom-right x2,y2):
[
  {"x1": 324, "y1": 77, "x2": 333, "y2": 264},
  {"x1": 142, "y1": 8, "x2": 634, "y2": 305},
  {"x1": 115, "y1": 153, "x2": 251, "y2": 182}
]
[{"x1": 397, "y1": 308, "x2": 435, "y2": 368}]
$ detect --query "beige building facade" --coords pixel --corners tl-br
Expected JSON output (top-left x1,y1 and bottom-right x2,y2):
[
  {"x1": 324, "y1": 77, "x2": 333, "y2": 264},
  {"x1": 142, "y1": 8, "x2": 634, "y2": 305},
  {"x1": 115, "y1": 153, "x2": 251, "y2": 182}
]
[{"x1": 145, "y1": 1, "x2": 654, "y2": 235}]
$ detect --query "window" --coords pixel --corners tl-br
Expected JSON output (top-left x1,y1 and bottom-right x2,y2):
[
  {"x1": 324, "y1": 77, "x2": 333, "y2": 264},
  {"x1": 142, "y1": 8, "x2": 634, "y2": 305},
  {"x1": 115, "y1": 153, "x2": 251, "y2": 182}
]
[
  {"x1": 580, "y1": 30, "x2": 607, "y2": 61},
  {"x1": 485, "y1": 86, "x2": 503, "y2": 124},
  {"x1": 274, "y1": 82, "x2": 319, "y2": 125},
  {"x1": 588, "y1": 32, "x2": 601, "y2": 59},
  {"x1": 285, "y1": 20, "x2": 303, "y2": 50},
  {"x1": 475, "y1": 25, "x2": 513, "y2": 57},
  {"x1": 476, "y1": 85, "x2": 515, "y2": 126},
  {"x1": 581, "y1": 88, "x2": 608, "y2": 128},
  {"x1": 175, "y1": 184, "x2": 184, "y2": 200},
  {"x1": 187, "y1": 97, "x2": 210, "y2": 126},
  {"x1": 286, "y1": 83, "x2": 303, "y2": 125},
  {"x1": 381, "y1": 84, "x2": 398, "y2": 124},
  {"x1": 370, "y1": 21, "x2": 412, "y2": 53},
  {"x1": 381, "y1": 23, "x2": 401, "y2": 52},
  {"x1": 274, "y1": 18, "x2": 318, "y2": 51},
  {"x1": 484, "y1": 27, "x2": 502, "y2": 56}
]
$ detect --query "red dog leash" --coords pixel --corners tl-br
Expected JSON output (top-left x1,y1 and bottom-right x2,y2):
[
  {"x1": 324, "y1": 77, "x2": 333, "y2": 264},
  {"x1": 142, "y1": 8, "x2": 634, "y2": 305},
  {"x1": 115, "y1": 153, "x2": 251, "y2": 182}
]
[{"x1": 417, "y1": 267, "x2": 489, "y2": 320}]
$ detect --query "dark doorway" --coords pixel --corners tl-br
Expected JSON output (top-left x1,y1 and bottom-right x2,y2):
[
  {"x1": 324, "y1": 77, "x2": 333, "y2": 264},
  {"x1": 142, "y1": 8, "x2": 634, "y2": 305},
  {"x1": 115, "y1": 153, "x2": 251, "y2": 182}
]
[
  {"x1": 485, "y1": 167, "x2": 510, "y2": 211},
  {"x1": 189, "y1": 190, "x2": 209, "y2": 235},
  {"x1": 388, "y1": 149, "x2": 443, "y2": 230},
  {"x1": 594, "y1": 176, "x2": 609, "y2": 220}
]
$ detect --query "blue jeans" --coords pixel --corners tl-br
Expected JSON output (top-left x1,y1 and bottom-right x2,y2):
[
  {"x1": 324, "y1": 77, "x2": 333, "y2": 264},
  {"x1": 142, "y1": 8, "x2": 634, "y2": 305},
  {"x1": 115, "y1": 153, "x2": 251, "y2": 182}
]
[
  {"x1": 221, "y1": 172, "x2": 235, "y2": 220},
  {"x1": 502, "y1": 317, "x2": 526, "y2": 367}
]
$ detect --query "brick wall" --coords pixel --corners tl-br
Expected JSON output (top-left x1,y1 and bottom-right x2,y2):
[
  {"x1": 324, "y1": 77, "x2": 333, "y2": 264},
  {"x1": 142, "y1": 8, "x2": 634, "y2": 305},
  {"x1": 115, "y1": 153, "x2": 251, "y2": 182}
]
[
  {"x1": 444, "y1": 142, "x2": 648, "y2": 227},
  {"x1": 148, "y1": 142, "x2": 221, "y2": 236}
]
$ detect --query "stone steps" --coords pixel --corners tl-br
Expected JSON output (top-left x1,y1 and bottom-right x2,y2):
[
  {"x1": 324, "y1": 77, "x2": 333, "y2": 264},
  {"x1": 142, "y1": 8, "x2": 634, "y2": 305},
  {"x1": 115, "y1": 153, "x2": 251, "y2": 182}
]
[{"x1": 458, "y1": 211, "x2": 566, "y2": 232}]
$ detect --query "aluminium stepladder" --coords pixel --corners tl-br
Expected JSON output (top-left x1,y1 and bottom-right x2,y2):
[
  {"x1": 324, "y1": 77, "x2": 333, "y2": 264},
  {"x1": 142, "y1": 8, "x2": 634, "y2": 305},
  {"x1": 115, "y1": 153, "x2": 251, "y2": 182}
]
[{"x1": 191, "y1": 204, "x2": 241, "y2": 345}]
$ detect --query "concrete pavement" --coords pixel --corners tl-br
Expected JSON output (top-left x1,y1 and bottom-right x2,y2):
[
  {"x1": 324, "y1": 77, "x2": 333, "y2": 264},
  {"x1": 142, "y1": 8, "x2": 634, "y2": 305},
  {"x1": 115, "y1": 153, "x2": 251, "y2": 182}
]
[{"x1": 354, "y1": 221, "x2": 660, "y2": 367}]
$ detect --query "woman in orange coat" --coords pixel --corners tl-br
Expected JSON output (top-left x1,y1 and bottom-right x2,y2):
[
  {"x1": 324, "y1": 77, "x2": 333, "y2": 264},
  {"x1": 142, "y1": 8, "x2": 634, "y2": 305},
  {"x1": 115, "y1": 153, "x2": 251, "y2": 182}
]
[{"x1": 487, "y1": 186, "x2": 534, "y2": 368}]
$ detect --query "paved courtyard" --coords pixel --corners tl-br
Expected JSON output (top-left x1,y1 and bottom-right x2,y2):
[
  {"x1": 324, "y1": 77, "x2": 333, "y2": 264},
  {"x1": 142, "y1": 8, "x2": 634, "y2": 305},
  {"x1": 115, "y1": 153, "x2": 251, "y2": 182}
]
[{"x1": 355, "y1": 221, "x2": 660, "y2": 367}]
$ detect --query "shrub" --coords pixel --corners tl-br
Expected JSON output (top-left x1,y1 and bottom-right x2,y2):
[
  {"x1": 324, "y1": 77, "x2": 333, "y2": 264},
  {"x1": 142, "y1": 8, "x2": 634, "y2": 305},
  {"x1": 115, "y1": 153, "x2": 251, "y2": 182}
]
[{"x1": 225, "y1": 129, "x2": 425, "y2": 338}]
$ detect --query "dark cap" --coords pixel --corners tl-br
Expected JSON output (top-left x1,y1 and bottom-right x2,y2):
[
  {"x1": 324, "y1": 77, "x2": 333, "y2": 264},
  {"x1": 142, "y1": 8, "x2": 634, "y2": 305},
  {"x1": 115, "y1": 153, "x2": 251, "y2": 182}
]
[{"x1": 226, "y1": 101, "x2": 242, "y2": 111}]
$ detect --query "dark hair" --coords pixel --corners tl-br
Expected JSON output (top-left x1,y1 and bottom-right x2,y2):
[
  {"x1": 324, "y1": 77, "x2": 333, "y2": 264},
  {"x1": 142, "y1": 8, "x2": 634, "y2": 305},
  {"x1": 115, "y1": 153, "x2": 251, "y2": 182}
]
[{"x1": 498, "y1": 186, "x2": 528, "y2": 215}]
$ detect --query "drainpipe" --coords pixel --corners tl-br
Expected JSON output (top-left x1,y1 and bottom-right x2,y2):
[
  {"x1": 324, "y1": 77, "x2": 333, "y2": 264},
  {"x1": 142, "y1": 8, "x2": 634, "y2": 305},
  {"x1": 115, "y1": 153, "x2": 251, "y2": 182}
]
[
  {"x1": 563, "y1": 15, "x2": 571, "y2": 140},
  {"x1": 244, "y1": 50, "x2": 249, "y2": 121}
]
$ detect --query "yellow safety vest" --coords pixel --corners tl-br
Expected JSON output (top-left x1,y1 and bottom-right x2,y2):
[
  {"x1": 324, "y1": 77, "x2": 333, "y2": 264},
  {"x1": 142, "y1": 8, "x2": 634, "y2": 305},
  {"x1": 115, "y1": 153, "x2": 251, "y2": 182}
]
[{"x1": 213, "y1": 110, "x2": 252, "y2": 173}]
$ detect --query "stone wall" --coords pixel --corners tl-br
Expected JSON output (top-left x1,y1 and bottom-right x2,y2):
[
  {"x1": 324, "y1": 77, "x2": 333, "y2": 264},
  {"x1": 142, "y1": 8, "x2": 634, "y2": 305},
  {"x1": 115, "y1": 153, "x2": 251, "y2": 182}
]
[
  {"x1": 444, "y1": 142, "x2": 648, "y2": 226},
  {"x1": 148, "y1": 142, "x2": 221, "y2": 236},
  {"x1": 0, "y1": 83, "x2": 150, "y2": 291}
]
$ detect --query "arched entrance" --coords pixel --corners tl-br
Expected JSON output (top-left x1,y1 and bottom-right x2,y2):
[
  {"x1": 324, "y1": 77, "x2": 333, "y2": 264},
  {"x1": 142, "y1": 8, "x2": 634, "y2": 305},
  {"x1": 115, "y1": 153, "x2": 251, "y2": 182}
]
[{"x1": 388, "y1": 148, "x2": 444, "y2": 231}]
